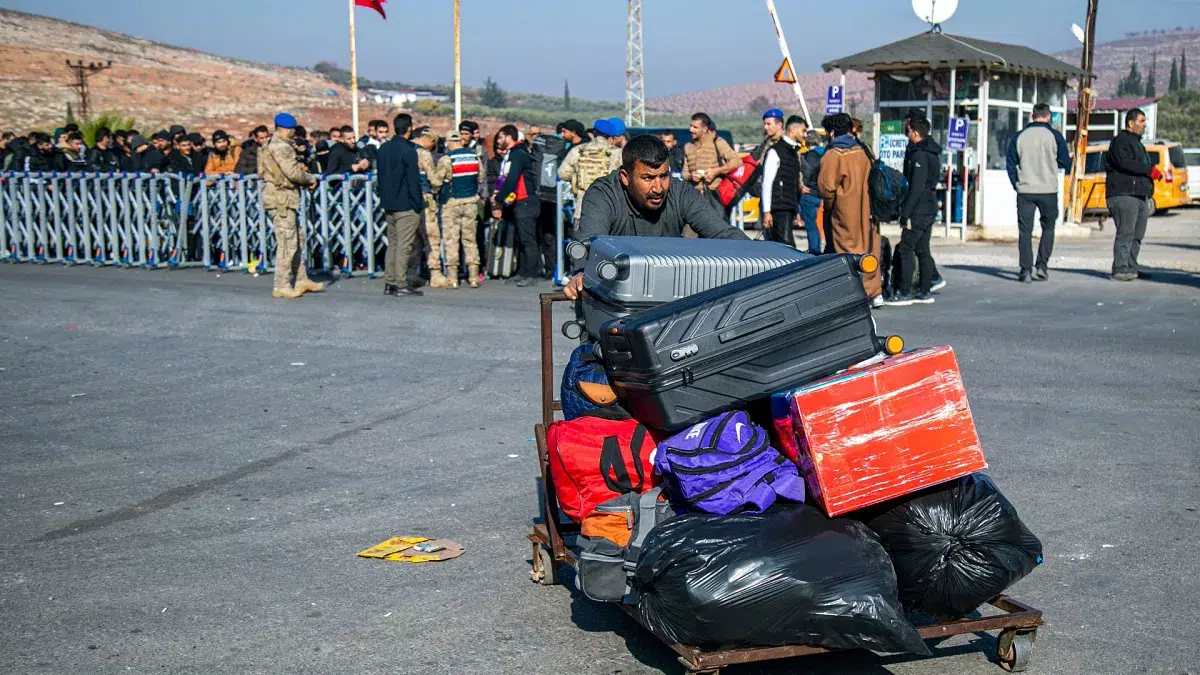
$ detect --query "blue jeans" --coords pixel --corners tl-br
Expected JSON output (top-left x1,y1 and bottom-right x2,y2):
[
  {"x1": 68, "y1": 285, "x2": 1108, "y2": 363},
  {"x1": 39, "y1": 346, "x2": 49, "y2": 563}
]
[{"x1": 798, "y1": 194, "x2": 823, "y2": 254}]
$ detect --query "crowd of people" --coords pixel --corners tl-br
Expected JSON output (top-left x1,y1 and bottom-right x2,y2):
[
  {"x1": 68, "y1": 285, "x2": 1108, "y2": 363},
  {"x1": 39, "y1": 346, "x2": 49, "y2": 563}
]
[{"x1": 1, "y1": 100, "x2": 1157, "y2": 298}]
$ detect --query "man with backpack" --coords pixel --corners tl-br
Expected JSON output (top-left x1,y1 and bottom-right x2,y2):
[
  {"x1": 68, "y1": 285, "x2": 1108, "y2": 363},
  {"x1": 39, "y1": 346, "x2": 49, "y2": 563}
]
[
  {"x1": 759, "y1": 110, "x2": 800, "y2": 247},
  {"x1": 682, "y1": 112, "x2": 741, "y2": 218},
  {"x1": 886, "y1": 118, "x2": 940, "y2": 307},
  {"x1": 558, "y1": 118, "x2": 619, "y2": 220},
  {"x1": 818, "y1": 113, "x2": 882, "y2": 304}
]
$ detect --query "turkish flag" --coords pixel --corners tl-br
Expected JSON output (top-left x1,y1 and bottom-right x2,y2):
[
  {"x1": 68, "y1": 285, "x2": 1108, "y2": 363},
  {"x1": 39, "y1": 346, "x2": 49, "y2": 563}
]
[{"x1": 355, "y1": 0, "x2": 386, "y2": 19}]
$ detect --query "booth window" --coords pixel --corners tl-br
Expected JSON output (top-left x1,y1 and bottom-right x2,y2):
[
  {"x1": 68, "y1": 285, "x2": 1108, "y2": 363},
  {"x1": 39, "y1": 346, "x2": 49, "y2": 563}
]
[
  {"x1": 987, "y1": 107, "x2": 1020, "y2": 170},
  {"x1": 990, "y1": 73, "x2": 1020, "y2": 101}
]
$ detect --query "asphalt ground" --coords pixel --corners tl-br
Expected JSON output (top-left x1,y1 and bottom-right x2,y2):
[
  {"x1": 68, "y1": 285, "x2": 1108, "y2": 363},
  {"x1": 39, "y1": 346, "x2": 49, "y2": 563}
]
[{"x1": 1, "y1": 254, "x2": 1198, "y2": 675}]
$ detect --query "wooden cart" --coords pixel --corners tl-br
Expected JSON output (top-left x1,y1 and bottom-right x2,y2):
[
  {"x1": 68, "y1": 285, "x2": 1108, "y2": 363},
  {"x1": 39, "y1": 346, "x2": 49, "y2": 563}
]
[{"x1": 527, "y1": 293, "x2": 1043, "y2": 674}]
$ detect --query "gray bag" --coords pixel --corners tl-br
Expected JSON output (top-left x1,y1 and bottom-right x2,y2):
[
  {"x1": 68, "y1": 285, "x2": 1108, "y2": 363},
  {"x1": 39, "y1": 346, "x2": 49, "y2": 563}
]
[
  {"x1": 575, "y1": 487, "x2": 674, "y2": 604},
  {"x1": 565, "y1": 236, "x2": 809, "y2": 341}
]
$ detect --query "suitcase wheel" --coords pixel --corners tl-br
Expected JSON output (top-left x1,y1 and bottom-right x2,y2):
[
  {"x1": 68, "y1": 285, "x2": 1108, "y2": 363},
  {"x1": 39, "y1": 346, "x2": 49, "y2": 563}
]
[
  {"x1": 858, "y1": 254, "x2": 879, "y2": 275},
  {"x1": 884, "y1": 335, "x2": 905, "y2": 356},
  {"x1": 561, "y1": 320, "x2": 584, "y2": 340},
  {"x1": 565, "y1": 240, "x2": 589, "y2": 264}
]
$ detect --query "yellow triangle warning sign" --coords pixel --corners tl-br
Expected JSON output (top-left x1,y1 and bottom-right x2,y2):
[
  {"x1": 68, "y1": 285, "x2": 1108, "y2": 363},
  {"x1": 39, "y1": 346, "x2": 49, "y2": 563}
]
[{"x1": 774, "y1": 58, "x2": 796, "y2": 84}]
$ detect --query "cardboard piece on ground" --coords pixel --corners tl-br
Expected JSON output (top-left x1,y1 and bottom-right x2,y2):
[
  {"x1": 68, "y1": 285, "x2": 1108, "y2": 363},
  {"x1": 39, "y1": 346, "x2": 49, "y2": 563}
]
[{"x1": 358, "y1": 537, "x2": 465, "y2": 563}]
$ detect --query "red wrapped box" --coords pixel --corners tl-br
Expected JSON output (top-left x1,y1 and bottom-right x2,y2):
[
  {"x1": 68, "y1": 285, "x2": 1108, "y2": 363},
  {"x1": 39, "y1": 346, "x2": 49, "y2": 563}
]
[{"x1": 771, "y1": 346, "x2": 987, "y2": 516}]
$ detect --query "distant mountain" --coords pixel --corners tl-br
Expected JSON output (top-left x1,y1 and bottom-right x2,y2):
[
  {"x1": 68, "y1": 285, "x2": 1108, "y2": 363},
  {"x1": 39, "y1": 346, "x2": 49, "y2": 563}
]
[
  {"x1": 1054, "y1": 29, "x2": 1200, "y2": 98},
  {"x1": 648, "y1": 30, "x2": 1200, "y2": 118}
]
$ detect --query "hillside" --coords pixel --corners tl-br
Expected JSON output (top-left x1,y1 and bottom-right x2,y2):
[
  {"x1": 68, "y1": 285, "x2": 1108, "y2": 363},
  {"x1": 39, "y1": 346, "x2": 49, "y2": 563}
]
[
  {"x1": 649, "y1": 30, "x2": 1200, "y2": 118},
  {"x1": 0, "y1": 9, "x2": 380, "y2": 134},
  {"x1": 1054, "y1": 28, "x2": 1200, "y2": 97}
]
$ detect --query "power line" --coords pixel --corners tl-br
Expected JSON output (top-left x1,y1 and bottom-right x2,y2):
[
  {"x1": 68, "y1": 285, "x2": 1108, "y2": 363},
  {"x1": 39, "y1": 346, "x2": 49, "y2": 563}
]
[{"x1": 65, "y1": 58, "x2": 112, "y2": 120}]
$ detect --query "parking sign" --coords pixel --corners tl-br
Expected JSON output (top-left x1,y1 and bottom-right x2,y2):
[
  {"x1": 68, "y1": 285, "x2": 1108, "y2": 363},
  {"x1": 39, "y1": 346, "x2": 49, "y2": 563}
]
[
  {"x1": 947, "y1": 117, "x2": 969, "y2": 151},
  {"x1": 825, "y1": 85, "x2": 844, "y2": 114}
]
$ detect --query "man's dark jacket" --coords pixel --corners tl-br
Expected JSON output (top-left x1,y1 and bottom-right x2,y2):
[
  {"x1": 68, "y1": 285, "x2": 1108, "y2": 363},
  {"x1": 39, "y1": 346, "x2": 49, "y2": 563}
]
[
  {"x1": 87, "y1": 146, "x2": 122, "y2": 173},
  {"x1": 1105, "y1": 129, "x2": 1154, "y2": 199},
  {"x1": 234, "y1": 140, "x2": 260, "y2": 175},
  {"x1": 376, "y1": 136, "x2": 422, "y2": 213},
  {"x1": 900, "y1": 136, "x2": 942, "y2": 220},
  {"x1": 141, "y1": 147, "x2": 169, "y2": 172},
  {"x1": 324, "y1": 142, "x2": 360, "y2": 176},
  {"x1": 576, "y1": 170, "x2": 749, "y2": 240}
]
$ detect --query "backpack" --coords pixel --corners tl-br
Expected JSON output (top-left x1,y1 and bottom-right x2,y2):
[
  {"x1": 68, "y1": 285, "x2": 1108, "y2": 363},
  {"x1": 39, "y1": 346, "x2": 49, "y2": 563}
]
[
  {"x1": 576, "y1": 142, "x2": 614, "y2": 196},
  {"x1": 859, "y1": 141, "x2": 909, "y2": 223},
  {"x1": 561, "y1": 344, "x2": 625, "y2": 420},
  {"x1": 531, "y1": 135, "x2": 568, "y2": 202},
  {"x1": 547, "y1": 416, "x2": 661, "y2": 522},
  {"x1": 654, "y1": 411, "x2": 805, "y2": 515},
  {"x1": 576, "y1": 487, "x2": 674, "y2": 603}
]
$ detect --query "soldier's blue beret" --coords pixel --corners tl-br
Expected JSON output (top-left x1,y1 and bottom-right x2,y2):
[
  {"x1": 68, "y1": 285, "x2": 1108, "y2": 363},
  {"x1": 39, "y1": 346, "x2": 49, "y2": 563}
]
[{"x1": 274, "y1": 113, "x2": 298, "y2": 129}]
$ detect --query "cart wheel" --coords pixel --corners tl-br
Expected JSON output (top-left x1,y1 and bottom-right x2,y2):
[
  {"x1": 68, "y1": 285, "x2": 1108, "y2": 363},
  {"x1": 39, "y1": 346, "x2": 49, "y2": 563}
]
[
  {"x1": 997, "y1": 628, "x2": 1036, "y2": 672},
  {"x1": 537, "y1": 546, "x2": 558, "y2": 586}
]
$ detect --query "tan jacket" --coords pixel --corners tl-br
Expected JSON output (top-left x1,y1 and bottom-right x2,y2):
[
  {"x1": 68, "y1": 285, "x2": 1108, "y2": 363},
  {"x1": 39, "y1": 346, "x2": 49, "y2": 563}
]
[
  {"x1": 258, "y1": 135, "x2": 313, "y2": 211},
  {"x1": 204, "y1": 146, "x2": 242, "y2": 175},
  {"x1": 682, "y1": 134, "x2": 740, "y2": 191},
  {"x1": 417, "y1": 147, "x2": 442, "y2": 198},
  {"x1": 817, "y1": 139, "x2": 880, "y2": 297}
]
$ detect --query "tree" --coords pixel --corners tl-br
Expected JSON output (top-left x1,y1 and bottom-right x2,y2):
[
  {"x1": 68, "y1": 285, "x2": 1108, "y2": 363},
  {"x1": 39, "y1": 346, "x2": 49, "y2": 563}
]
[
  {"x1": 1170, "y1": 58, "x2": 1180, "y2": 92},
  {"x1": 1117, "y1": 59, "x2": 1142, "y2": 97},
  {"x1": 1182, "y1": 49, "x2": 1189, "y2": 91},
  {"x1": 747, "y1": 95, "x2": 771, "y2": 114},
  {"x1": 564, "y1": 79, "x2": 571, "y2": 111},
  {"x1": 480, "y1": 76, "x2": 507, "y2": 108},
  {"x1": 1145, "y1": 52, "x2": 1157, "y2": 98}
]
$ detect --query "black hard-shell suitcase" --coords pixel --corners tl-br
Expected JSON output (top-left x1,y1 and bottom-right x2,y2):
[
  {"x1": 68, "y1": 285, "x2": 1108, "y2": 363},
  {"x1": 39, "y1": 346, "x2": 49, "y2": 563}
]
[{"x1": 598, "y1": 254, "x2": 900, "y2": 431}]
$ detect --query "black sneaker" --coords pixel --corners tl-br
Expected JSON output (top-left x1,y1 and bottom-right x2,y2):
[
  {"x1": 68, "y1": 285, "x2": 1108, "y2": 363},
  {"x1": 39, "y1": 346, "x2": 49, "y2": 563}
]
[
  {"x1": 1018, "y1": 270, "x2": 1033, "y2": 283},
  {"x1": 383, "y1": 284, "x2": 398, "y2": 296},
  {"x1": 395, "y1": 286, "x2": 424, "y2": 297},
  {"x1": 885, "y1": 294, "x2": 915, "y2": 307},
  {"x1": 515, "y1": 277, "x2": 538, "y2": 288},
  {"x1": 503, "y1": 276, "x2": 522, "y2": 285},
  {"x1": 912, "y1": 291, "x2": 936, "y2": 304},
  {"x1": 1034, "y1": 266, "x2": 1049, "y2": 281},
  {"x1": 930, "y1": 277, "x2": 947, "y2": 292}
]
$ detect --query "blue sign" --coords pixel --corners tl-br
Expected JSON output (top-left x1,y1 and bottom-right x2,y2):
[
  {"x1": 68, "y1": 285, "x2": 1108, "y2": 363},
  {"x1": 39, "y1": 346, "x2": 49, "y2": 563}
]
[
  {"x1": 947, "y1": 117, "x2": 969, "y2": 151},
  {"x1": 825, "y1": 85, "x2": 844, "y2": 114}
]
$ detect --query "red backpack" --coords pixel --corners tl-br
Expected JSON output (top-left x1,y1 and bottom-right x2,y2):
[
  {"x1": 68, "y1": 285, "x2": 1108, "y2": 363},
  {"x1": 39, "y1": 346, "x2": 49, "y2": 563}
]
[{"x1": 547, "y1": 416, "x2": 661, "y2": 522}]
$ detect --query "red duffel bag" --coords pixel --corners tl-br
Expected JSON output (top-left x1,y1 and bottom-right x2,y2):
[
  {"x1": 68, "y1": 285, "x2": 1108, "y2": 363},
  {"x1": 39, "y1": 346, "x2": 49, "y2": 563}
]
[
  {"x1": 716, "y1": 154, "x2": 760, "y2": 207},
  {"x1": 547, "y1": 416, "x2": 661, "y2": 522}
]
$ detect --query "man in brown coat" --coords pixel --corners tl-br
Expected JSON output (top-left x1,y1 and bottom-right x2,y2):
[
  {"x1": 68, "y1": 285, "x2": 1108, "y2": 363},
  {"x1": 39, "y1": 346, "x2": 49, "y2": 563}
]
[{"x1": 818, "y1": 113, "x2": 882, "y2": 303}]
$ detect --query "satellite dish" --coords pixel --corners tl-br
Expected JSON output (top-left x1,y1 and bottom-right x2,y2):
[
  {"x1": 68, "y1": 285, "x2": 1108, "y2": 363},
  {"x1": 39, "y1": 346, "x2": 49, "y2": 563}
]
[
  {"x1": 1071, "y1": 23, "x2": 1086, "y2": 44},
  {"x1": 912, "y1": 0, "x2": 958, "y2": 28}
]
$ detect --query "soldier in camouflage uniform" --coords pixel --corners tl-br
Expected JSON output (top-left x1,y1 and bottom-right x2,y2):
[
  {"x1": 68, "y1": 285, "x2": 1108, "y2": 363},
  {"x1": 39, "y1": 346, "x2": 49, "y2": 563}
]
[
  {"x1": 259, "y1": 113, "x2": 322, "y2": 299},
  {"x1": 414, "y1": 127, "x2": 451, "y2": 288},
  {"x1": 434, "y1": 131, "x2": 487, "y2": 288},
  {"x1": 558, "y1": 124, "x2": 617, "y2": 220}
]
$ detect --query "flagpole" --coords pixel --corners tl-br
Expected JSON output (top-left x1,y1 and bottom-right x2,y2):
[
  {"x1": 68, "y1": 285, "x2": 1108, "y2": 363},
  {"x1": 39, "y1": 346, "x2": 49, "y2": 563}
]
[
  {"x1": 454, "y1": 0, "x2": 462, "y2": 128},
  {"x1": 348, "y1": 0, "x2": 360, "y2": 140}
]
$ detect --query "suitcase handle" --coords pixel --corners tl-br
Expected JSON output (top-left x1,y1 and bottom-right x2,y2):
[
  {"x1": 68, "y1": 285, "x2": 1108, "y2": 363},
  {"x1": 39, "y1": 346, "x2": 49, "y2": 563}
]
[{"x1": 717, "y1": 311, "x2": 785, "y2": 344}]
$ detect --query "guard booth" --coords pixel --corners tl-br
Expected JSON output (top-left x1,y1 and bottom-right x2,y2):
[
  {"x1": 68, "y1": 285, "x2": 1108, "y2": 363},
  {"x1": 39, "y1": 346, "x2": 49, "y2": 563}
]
[{"x1": 823, "y1": 32, "x2": 1088, "y2": 239}]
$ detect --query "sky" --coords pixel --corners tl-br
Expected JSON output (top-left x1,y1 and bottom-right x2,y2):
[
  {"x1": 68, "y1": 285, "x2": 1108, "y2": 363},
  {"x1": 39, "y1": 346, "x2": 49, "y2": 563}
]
[{"x1": 2, "y1": 0, "x2": 1196, "y2": 101}]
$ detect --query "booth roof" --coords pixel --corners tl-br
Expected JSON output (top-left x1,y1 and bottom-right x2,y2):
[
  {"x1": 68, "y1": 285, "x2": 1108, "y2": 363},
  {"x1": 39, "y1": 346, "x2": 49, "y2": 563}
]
[{"x1": 823, "y1": 31, "x2": 1090, "y2": 80}]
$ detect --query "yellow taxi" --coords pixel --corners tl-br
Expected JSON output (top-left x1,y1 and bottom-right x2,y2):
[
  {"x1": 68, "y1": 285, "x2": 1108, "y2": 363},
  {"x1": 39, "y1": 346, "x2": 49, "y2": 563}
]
[{"x1": 1071, "y1": 140, "x2": 1192, "y2": 216}]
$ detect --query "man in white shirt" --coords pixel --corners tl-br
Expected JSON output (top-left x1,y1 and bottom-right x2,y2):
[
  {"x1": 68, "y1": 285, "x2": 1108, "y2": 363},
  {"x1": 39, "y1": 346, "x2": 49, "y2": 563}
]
[{"x1": 759, "y1": 112, "x2": 805, "y2": 248}]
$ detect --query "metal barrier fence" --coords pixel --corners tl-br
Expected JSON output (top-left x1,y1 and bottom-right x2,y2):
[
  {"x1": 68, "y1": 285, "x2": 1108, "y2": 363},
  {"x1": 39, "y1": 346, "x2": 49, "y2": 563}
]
[
  {"x1": 1, "y1": 172, "x2": 747, "y2": 280},
  {"x1": 0, "y1": 171, "x2": 397, "y2": 276}
]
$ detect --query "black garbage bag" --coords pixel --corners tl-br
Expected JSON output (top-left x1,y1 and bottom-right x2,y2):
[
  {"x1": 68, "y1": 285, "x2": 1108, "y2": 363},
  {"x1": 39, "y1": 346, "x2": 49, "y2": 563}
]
[
  {"x1": 632, "y1": 504, "x2": 930, "y2": 655},
  {"x1": 864, "y1": 473, "x2": 1044, "y2": 619}
]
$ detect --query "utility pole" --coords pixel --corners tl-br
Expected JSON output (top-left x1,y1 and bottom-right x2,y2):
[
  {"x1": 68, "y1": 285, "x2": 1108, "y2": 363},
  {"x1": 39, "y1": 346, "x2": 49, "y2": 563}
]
[
  {"x1": 1067, "y1": 0, "x2": 1098, "y2": 226},
  {"x1": 453, "y1": 0, "x2": 462, "y2": 128},
  {"x1": 65, "y1": 59, "x2": 112, "y2": 120},
  {"x1": 625, "y1": 0, "x2": 645, "y2": 127}
]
